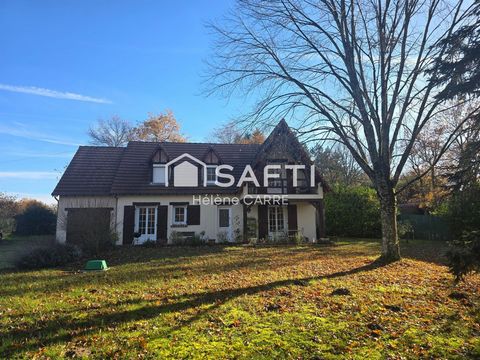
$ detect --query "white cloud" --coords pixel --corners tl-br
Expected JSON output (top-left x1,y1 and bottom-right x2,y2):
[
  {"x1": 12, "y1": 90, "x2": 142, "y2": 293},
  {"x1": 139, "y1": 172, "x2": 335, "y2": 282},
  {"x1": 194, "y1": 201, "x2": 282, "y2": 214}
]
[
  {"x1": 0, "y1": 123, "x2": 82, "y2": 146},
  {"x1": 0, "y1": 83, "x2": 112, "y2": 104},
  {"x1": 7, "y1": 151, "x2": 75, "y2": 159},
  {"x1": 0, "y1": 171, "x2": 59, "y2": 180}
]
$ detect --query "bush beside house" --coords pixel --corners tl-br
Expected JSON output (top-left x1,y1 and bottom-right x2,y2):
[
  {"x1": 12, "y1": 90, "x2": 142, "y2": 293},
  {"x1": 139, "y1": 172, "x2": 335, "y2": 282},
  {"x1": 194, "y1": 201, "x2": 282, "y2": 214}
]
[
  {"x1": 325, "y1": 185, "x2": 381, "y2": 238},
  {"x1": 14, "y1": 201, "x2": 56, "y2": 236}
]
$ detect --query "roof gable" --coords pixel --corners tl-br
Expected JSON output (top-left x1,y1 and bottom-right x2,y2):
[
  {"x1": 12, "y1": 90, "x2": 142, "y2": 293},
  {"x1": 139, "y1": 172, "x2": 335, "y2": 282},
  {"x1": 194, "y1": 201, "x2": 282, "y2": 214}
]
[
  {"x1": 110, "y1": 142, "x2": 260, "y2": 195},
  {"x1": 52, "y1": 119, "x2": 329, "y2": 196},
  {"x1": 52, "y1": 146, "x2": 125, "y2": 196}
]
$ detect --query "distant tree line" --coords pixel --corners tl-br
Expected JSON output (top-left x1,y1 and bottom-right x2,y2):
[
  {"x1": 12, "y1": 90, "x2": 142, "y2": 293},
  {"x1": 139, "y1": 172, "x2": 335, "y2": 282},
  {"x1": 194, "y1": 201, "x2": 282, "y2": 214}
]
[
  {"x1": 208, "y1": 122, "x2": 265, "y2": 144},
  {"x1": 88, "y1": 111, "x2": 266, "y2": 147},
  {"x1": 0, "y1": 194, "x2": 56, "y2": 237},
  {"x1": 88, "y1": 110, "x2": 188, "y2": 147}
]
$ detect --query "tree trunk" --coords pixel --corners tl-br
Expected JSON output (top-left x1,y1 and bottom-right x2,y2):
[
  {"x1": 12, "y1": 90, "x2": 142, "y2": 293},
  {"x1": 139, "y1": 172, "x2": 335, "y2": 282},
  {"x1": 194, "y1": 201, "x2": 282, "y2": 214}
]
[{"x1": 377, "y1": 184, "x2": 401, "y2": 262}]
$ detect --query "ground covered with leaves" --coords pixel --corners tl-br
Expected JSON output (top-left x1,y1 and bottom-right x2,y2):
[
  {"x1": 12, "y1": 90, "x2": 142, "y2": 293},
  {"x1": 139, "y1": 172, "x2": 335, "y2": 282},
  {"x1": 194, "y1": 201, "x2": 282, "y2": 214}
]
[{"x1": 0, "y1": 240, "x2": 479, "y2": 359}]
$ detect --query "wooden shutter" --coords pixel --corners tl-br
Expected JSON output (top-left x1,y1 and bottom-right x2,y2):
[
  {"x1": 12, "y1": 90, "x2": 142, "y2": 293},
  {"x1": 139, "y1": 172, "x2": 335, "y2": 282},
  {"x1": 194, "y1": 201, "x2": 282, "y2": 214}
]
[
  {"x1": 258, "y1": 205, "x2": 268, "y2": 239},
  {"x1": 287, "y1": 164, "x2": 294, "y2": 193},
  {"x1": 288, "y1": 204, "x2": 298, "y2": 232},
  {"x1": 187, "y1": 205, "x2": 200, "y2": 225},
  {"x1": 122, "y1": 206, "x2": 135, "y2": 245},
  {"x1": 315, "y1": 200, "x2": 326, "y2": 239},
  {"x1": 157, "y1": 205, "x2": 168, "y2": 243}
]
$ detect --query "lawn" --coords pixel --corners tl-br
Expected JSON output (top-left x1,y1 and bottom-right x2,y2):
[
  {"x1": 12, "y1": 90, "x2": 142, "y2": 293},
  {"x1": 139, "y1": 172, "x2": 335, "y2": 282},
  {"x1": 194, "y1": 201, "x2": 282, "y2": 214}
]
[
  {"x1": 0, "y1": 235, "x2": 54, "y2": 269},
  {"x1": 0, "y1": 240, "x2": 479, "y2": 359}
]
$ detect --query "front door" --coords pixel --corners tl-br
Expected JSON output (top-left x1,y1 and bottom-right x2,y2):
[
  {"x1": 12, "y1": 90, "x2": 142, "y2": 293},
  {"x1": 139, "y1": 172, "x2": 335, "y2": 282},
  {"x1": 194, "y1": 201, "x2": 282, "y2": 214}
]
[
  {"x1": 135, "y1": 206, "x2": 157, "y2": 244},
  {"x1": 218, "y1": 207, "x2": 232, "y2": 242},
  {"x1": 268, "y1": 206, "x2": 287, "y2": 240}
]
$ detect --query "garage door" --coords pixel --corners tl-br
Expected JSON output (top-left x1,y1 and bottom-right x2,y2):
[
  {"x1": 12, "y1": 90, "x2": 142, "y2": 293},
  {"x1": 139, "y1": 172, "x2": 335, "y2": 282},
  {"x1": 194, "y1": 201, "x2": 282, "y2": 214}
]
[{"x1": 66, "y1": 208, "x2": 111, "y2": 246}]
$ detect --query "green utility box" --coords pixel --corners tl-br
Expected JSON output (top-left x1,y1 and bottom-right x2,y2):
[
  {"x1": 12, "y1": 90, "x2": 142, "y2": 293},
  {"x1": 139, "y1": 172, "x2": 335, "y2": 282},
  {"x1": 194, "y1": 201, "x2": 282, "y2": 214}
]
[{"x1": 85, "y1": 260, "x2": 108, "y2": 271}]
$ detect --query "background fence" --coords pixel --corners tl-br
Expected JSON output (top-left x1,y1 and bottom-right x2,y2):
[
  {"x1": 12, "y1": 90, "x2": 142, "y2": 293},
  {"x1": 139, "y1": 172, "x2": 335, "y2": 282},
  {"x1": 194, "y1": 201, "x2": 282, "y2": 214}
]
[{"x1": 398, "y1": 214, "x2": 451, "y2": 241}]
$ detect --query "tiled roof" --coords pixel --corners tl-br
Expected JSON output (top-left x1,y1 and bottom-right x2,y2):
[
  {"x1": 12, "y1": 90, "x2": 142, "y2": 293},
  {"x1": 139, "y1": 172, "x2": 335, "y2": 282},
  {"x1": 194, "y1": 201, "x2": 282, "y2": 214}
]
[
  {"x1": 52, "y1": 120, "x2": 329, "y2": 196},
  {"x1": 110, "y1": 141, "x2": 261, "y2": 195},
  {"x1": 52, "y1": 142, "x2": 261, "y2": 196},
  {"x1": 52, "y1": 146, "x2": 125, "y2": 196}
]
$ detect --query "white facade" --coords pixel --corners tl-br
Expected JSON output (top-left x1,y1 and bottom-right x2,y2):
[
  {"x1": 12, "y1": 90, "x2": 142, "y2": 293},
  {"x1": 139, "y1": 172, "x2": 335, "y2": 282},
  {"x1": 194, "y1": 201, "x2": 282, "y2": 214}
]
[
  {"x1": 55, "y1": 192, "x2": 322, "y2": 245},
  {"x1": 56, "y1": 196, "x2": 117, "y2": 244}
]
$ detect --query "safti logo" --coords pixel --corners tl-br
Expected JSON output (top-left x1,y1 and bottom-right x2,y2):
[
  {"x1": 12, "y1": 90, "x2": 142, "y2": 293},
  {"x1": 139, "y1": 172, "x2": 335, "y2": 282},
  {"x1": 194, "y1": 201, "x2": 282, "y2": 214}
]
[
  {"x1": 165, "y1": 154, "x2": 207, "y2": 187},
  {"x1": 165, "y1": 153, "x2": 316, "y2": 188}
]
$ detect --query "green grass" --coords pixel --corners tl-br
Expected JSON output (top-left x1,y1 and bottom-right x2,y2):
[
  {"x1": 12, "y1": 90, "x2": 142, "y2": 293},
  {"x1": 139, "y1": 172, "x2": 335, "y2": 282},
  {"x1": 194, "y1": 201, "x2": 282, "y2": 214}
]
[
  {"x1": 0, "y1": 240, "x2": 479, "y2": 359},
  {"x1": 0, "y1": 235, "x2": 54, "y2": 269}
]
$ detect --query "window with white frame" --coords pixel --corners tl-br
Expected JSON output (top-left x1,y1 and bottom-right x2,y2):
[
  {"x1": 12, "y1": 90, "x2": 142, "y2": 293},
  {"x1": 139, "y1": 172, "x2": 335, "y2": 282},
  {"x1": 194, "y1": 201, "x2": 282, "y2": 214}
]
[
  {"x1": 153, "y1": 164, "x2": 166, "y2": 184},
  {"x1": 173, "y1": 205, "x2": 187, "y2": 225},
  {"x1": 268, "y1": 206, "x2": 285, "y2": 233},
  {"x1": 136, "y1": 206, "x2": 157, "y2": 236},
  {"x1": 206, "y1": 165, "x2": 217, "y2": 185}
]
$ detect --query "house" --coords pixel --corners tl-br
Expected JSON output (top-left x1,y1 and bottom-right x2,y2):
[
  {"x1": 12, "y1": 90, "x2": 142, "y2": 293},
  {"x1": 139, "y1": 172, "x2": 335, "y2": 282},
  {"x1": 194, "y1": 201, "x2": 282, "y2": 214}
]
[{"x1": 52, "y1": 120, "x2": 328, "y2": 245}]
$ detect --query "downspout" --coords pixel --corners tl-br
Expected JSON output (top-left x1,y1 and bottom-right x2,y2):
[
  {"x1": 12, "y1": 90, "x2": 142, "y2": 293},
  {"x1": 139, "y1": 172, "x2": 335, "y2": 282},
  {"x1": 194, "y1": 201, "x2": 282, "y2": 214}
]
[
  {"x1": 53, "y1": 195, "x2": 59, "y2": 244},
  {"x1": 114, "y1": 194, "x2": 119, "y2": 244}
]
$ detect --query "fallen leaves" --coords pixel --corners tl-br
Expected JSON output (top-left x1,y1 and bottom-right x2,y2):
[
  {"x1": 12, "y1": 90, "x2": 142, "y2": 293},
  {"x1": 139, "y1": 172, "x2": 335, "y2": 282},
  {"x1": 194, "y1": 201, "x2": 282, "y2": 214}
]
[{"x1": 0, "y1": 241, "x2": 479, "y2": 359}]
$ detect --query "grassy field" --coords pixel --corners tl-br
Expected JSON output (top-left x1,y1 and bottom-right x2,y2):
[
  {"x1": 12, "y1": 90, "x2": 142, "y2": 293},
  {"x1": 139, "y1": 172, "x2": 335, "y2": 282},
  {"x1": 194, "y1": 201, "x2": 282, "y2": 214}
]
[
  {"x1": 0, "y1": 240, "x2": 479, "y2": 359},
  {"x1": 0, "y1": 235, "x2": 54, "y2": 269}
]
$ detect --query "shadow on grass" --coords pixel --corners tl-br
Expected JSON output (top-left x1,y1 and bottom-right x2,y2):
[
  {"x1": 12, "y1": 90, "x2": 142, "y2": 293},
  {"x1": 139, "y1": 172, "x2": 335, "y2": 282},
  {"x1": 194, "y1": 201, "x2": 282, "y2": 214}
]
[
  {"x1": 0, "y1": 245, "x2": 341, "y2": 298},
  {"x1": 0, "y1": 235, "x2": 54, "y2": 270},
  {"x1": 338, "y1": 237, "x2": 449, "y2": 265},
  {"x1": 0, "y1": 259, "x2": 384, "y2": 357},
  {"x1": 400, "y1": 240, "x2": 449, "y2": 265}
]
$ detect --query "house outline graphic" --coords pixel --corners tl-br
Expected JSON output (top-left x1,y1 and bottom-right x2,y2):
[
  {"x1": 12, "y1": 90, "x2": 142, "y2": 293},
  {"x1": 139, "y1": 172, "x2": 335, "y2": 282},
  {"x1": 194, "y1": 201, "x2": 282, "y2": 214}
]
[{"x1": 164, "y1": 153, "x2": 208, "y2": 187}]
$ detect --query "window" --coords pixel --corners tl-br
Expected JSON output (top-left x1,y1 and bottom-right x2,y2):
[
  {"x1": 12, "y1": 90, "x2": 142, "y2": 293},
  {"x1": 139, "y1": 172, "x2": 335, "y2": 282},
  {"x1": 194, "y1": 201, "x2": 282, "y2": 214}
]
[
  {"x1": 267, "y1": 164, "x2": 286, "y2": 193},
  {"x1": 136, "y1": 206, "x2": 157, "y2": 236},
  {"x1": 173, "y1": 205, "x2": 187, "y2": 225},
  {"x1": 297, "y1": 169, "x2": 308, "y2": 188},
  {"x1": 268, "y1": 167, "x2": 284, "y2": 187},
  {"x1": 206, "y1": 166, "x2": 217, "y2": 185},
  {"x1": 153, "y1": 165, "x2": 166, "y2": 184},
  {"x1": 218, "y1": 208, "x2": 230, "y2": 228},
  {"x1": 268, "y1": 206, "x2": 285, "y2": 233}
]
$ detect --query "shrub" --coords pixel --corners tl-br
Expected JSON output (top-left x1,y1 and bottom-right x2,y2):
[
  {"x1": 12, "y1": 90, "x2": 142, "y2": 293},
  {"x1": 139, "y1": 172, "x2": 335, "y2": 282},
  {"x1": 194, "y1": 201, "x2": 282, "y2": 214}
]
[
  {"x1": 291, "y1": 232, "x2": 304, "y2": 245},
  {"x1": 0, "y1": 192, "x2": 19, "y2": 235},
  {"x1": 446, "y1": 231, "x2": 480, "y2": 282},
  {"x1": 439, "y1": 184, "x2": 480, "y2": 238},
  {"x1": 269, "y1": 232, "x2": 289, "y2": 244},
  {"x1": 325, "y1": 185, "x2": 381, "y2": 238},
  {"x1": 398, "y1": 220, "x2": 414, "y2": 241},
  {"x1": 216, "y1": 231, "x2": 229, "y2": 244},
  {"x1": 169, "y1": 231, "x2": 184, "y2": 245},
  {"x1": 169, "y1": 231, "x2": 205, "y2": 246},
  {"x1": 246, "y1": 217, "x2": 258, "y2": 239},
  {"x1": 185, "y1": 234, "x2": 204, "y2": 246},
  {"x1": 75, "y1": 229, "x2": 117, "y2": 255},
  {"x1": 15, "y1": 202, "x2": 56, "y2": 236},
  {"x1": 16, "y1": 243, "x2": 82, "y2": 270},
  {"x1": 141, "y1": 239, "x2": 157, "y2": 247}
]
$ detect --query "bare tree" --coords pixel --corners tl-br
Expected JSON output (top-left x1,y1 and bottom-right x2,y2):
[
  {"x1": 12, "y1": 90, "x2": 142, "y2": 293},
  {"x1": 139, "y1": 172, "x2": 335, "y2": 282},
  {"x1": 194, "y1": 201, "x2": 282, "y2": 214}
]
[
  {"x1": 0, "y1": 192, "x2": 19, "y2": 235},
  {"x1": 209, "y1": 122, "x2": 243, "y2": 143},
  {"x1": 242, "y1": 128, "x2": 266, "y2": 144},
  {"x1": 312, "y1": 144, "x2": 367, "y2": 186},
  {"x1": 207, "y1": 0, "x2": 480, "y2": 261},
  {"x1": 209, "y1": 121, "x2": 265, "y2": 143},
  {"x1": 406, "y1": 119, "x2": 450, "y2": 210},
  {"x1": 88, "y1": 116, "x2": 134, "y2": 147},
  {"x1": 133, "y1": 110, "x2": 187, "y2": 142}
]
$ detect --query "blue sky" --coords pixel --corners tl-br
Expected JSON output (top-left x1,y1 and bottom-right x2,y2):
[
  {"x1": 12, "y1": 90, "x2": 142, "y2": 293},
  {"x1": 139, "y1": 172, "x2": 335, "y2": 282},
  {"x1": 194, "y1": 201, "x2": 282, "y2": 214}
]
[{"x1": 0, "y1": 0, "x2": 254, "y2": 204}]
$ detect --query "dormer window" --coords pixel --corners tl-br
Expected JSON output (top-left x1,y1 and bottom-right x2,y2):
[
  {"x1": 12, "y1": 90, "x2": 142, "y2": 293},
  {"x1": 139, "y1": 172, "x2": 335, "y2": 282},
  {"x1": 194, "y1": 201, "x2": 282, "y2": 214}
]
[
  {"x1": 153, "y1": 164, "x2": 166, "y2": 184},
  {"x1": 203, "y1": 147, "x2": 221, "y2": 186},
  {"x1": 151, "y1": 147, "x2": 169, "y2": 185},
  {"x1": 206, "y1": 165, "x2": 217, "y2": 185}
]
